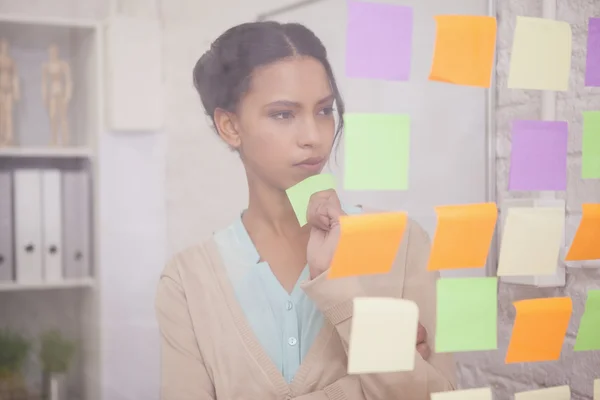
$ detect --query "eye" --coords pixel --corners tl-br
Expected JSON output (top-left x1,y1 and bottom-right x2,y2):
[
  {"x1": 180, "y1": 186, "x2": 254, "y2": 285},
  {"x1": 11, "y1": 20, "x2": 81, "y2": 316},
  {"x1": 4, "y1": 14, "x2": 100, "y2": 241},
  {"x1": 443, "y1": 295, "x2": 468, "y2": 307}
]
[
  {"x1": 270, "y1": 111, "x2": 294, "y2": 120},
  {"x1": 318, "y1": 107, "x2": 335, "y2": 116}
]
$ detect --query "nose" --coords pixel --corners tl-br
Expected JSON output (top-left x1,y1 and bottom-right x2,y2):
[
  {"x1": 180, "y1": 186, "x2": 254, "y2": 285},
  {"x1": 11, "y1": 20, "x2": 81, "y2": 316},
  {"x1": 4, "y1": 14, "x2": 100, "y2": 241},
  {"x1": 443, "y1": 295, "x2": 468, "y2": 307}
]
[{"x1": 297, "y1": 116, "x2": 321, "y2": 148}]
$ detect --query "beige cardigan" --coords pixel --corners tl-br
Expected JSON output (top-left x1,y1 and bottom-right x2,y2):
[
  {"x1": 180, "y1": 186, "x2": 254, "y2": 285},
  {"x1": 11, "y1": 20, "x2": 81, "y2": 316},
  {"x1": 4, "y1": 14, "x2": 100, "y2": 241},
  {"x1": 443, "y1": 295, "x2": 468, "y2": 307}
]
[{"x1": 155, "y1": 218, "x2": 456, "y2": 400}]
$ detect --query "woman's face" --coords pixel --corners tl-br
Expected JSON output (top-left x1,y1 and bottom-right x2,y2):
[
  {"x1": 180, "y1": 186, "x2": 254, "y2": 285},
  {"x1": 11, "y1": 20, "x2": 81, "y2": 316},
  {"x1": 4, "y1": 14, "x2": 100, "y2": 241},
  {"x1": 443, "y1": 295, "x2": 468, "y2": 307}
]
[{"x1": 217, "y1": 56, "x2": 336, "y2": 191}]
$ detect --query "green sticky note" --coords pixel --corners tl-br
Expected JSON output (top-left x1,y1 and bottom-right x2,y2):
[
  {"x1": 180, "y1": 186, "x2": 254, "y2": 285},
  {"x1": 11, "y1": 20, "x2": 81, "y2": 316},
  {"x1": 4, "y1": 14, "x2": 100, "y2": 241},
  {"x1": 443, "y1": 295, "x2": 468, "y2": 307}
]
[
  {"x1": 583, "y1": 111, "x2": 600, "y2": 179},
  {"x1": 574, "y1": 290, "x2": 600, "y2": 351},
  {"x1": 436, "y1": 277, "x2": 498, "y2": 353},
  {"x1": 286, "y1": 174, "x2": 336, "y2": 226},
  {"x1": 344, "y1": 114, "x2": 410, "y2": 190}
]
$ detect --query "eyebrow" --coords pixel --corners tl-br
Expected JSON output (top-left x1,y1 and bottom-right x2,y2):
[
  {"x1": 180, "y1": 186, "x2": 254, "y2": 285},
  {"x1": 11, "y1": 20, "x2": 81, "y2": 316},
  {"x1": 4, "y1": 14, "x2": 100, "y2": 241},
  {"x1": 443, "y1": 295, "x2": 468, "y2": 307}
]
[{"x1": 264, "y1": 94, "x2": 335, "y2": 109}]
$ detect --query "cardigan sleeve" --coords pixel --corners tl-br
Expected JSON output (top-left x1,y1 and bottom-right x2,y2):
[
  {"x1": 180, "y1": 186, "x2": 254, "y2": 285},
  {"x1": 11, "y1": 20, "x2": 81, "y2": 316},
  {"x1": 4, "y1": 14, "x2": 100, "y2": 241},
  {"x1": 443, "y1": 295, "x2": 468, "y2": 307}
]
[
  {"x1": 155, "y1": 264, "x2": 216, "y2": 400},
  {"x1": 301, "y1": 221, "x2": 456, "y2": 400}
]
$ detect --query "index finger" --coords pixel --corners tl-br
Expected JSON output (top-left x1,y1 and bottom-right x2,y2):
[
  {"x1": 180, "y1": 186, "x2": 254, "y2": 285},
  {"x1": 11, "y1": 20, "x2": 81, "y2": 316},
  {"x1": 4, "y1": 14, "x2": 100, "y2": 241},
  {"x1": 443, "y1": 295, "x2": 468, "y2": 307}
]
[{"x1": 306, "y1": 189, "x2": 344, "y2": 230}]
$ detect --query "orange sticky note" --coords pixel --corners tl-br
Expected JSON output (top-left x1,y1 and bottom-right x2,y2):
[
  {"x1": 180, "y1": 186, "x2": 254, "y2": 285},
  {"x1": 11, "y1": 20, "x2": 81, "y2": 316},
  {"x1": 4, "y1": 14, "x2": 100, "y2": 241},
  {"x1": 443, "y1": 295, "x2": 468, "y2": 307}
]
[
  {"x1": 428, "y1": 203, "x2": 498, "y2": 271},
  {"x1": 566, "y1": 203, "x2": 600, "y2": 261},
  {"x1": 429, "y1": 15, "x2": 497, "y2": 88},
  {"x1": 505, "y1": 297, "x2": 572, "y2": 364},
  {"x1": 328, "y1": 212, "x2": 408, "y2": 279}
]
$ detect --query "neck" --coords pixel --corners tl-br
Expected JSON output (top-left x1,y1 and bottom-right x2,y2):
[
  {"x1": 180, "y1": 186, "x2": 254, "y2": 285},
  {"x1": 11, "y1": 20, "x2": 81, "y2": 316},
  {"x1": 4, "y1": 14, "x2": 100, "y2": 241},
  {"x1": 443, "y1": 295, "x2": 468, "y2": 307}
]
[{"x1": 243, "y1": 175, "x2": 301, "y2": 238}]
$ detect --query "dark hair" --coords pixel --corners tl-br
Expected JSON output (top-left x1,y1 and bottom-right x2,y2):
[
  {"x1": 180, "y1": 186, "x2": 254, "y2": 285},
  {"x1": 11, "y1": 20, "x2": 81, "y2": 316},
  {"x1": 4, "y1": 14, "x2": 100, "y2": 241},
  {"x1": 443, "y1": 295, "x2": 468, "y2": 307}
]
[{"x1": 193, "y1": 21, "x2": 345, "y2": 144}]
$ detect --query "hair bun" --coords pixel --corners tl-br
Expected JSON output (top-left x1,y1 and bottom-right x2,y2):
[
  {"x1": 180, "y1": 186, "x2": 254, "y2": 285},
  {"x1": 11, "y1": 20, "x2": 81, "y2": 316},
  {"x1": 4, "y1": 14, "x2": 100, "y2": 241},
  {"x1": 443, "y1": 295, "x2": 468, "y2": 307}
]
[{"x1": 192, "y1": 21, "x2": 345, "y2": 142}]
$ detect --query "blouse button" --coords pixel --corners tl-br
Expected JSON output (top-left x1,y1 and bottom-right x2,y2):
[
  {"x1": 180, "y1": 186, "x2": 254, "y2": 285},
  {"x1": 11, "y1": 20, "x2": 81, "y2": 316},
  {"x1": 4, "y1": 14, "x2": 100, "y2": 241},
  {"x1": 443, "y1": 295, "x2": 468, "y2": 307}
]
[
  {"x1": 286, "y1": 301, "x2": 293, "y2": 311},
  {"x1": 288, "y1": 337, "x2": 298, "y2": 346}
]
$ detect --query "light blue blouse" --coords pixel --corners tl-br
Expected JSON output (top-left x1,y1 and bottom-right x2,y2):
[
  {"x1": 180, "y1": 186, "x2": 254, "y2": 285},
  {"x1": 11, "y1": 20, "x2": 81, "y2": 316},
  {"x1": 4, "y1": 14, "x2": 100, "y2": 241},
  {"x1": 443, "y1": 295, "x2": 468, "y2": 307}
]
[{"x1": 213, "y1": 205, "x2": 361, "y2": 383}]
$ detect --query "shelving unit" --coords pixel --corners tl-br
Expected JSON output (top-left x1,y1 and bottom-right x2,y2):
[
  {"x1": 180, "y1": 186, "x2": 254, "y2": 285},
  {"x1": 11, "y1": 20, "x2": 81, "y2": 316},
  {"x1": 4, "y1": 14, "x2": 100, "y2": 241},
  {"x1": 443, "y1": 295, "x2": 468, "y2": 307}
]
[
  {"x1": 0, "y1": 147, "x2": 93, "y2": 159},
  {"x1": 0, "y1": 278, "x2": 95, "y2": 292},
  {"x1": 0, "y1": 14, "x2": 102, "y2": 400}
]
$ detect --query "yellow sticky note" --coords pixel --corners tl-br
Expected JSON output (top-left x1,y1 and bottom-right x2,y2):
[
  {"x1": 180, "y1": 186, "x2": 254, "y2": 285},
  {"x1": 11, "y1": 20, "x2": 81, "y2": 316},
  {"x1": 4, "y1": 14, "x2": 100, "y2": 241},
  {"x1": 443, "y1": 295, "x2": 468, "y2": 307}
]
[
  {"x1": 348, "y1": 297, "x2": 418, "y2": 374},
  {"x1": 431, "y1": 388, "x2": 493, "y2": 400},
  {"x1": 508, "y1": 16, "x2": 572, "y2": 91},
  {"x1": 428, "y1": 203, "x2": 497, "y2": 270},
  {"x1": 497, "y1": 207, "x2": 564, "y2": 276},
  {"x1": 286, "y1": 174, "x2": 336, "y2": 226},
  {"x1": 594, "y1": 379, "x2": 600, "y2": 399},
  {"x1": 429, "y1": 15, "x2": 497, "y2": 88},
  {"x1": 515, "y1": 385, "x2": 571, "y2": 400},
  {"x1": 566, "y1": 203, "x2": 600, "y2": 261},
  {"x1": 328, "y1": 212, "x2": 407, "y2": 279},
  {"x1": 505, "y1": 297, "x2": 572, "y2": 364}
]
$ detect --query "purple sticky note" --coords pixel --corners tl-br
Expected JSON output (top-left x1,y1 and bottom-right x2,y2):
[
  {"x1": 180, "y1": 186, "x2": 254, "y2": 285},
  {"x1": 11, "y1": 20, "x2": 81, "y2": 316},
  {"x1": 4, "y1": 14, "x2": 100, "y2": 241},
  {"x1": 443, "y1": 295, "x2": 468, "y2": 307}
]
[
  {"x1": 509, "y1": 120, "x2": 568, "y2": 191},
  {"x1": 345, "y1": 1, "x2": 413, "y2": 81},
  {"x1": 585, "y1": 18, "x2": 600, "y2": 87}
]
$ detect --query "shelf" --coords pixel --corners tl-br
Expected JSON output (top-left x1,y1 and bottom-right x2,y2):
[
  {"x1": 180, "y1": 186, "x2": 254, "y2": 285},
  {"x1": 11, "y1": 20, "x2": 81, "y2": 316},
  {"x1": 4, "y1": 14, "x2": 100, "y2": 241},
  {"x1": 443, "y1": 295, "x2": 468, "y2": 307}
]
[
  {"x1": 0, "y1": 147, "x2": 93, "y2": 159},
  {"x1": 0, "y1": 278, "x2": 95, "y2": 292},
  {"x1": 0, "y1": 13, "x2": 98, "y2": 29}
]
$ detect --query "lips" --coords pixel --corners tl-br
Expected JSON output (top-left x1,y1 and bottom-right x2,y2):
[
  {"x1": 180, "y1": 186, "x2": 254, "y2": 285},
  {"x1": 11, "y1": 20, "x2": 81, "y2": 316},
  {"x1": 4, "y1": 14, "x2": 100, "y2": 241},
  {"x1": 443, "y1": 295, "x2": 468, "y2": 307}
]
[{"x1": 296, "y1": 157, "x2": 325, "y2": 166}]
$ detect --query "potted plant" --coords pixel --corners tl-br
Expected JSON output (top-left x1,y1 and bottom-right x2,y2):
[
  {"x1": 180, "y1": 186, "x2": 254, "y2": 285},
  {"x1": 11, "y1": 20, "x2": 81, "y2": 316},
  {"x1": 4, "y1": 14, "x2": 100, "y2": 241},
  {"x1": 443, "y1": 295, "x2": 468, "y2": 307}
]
[
  {"x1": 39, "y1": 331, "x2": 76, "y2": 400},
  {"x1": 0, "y1": 329, "x2": 31, "y2": 400}
]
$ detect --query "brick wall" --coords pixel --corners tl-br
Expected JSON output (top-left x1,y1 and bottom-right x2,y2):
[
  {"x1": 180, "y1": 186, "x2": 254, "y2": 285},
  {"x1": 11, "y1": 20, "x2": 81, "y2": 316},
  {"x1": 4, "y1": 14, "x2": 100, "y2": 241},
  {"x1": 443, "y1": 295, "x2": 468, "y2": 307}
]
[{"x1": 456, "y1": 2, "x2": 600, "y2": 399}]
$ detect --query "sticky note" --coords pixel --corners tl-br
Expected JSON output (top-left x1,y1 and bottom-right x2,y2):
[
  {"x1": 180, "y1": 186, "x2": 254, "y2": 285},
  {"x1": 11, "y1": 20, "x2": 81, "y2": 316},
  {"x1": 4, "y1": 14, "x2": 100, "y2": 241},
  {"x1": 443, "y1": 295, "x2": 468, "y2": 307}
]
[
  {"x1": 582, "y1": 111, "x2": 600, "y2": 179},
  {"x1": 508, "y1": 120, "x2": 568, "y2": 191},
  {"x1": 505, "y1": 297, "x2": 572, "y2": 363},
  {"x1": 431, "y1": 388, "x2": 493, "y2": 400},
  {"x1": 429, "y1": 15, "x2": 497, "y2": 88},
  {"x1": 428, "y1": 203, "x2": 497, "y2": 271},
  {"x1": 344, "y1": 114, "x2": 410, "y2": 191},
  {"x1": 348, "y1": 297, "x2": 418, "y2": 374},
  {"x1": 594, "y1": 379, "x2": 600, "y2": 399},
  {"x1": 497, "y1": 207, "x2": 564, "y2": 276},
  {"x1": 345, "y1": 1, "x2": 413, "y2": 81},
  {"x1": 574, "y1": 290, "x2": 600, "y2": 351},
  {"x1": 508, "y1": 16, "x2": 572, "y2": 91},
  {"x1": 436, "y1": 277, "x2": 497, "y2": 352},
  {"x1": 328, "y1": 212, "x2": 407, "y2": 279},
  {"x1": 286, "y1": 174, "x2": 336, "y2": 226},
  {"x1": 566, "y1": 204, "x2": 600, "y2": 261},
  {"x1": 515, "y1": 385, "x2": 571, "y2": 400},
  {"x1": 585, "y1": 18, "x2": 600, "y2": 86}
]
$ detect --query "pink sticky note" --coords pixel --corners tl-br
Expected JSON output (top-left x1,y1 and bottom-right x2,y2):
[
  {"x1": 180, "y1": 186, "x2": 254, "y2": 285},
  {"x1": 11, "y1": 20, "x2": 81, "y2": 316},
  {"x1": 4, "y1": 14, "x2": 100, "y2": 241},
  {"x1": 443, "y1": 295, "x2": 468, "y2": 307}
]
[
  {"x1": 509, "y1": 120, "x2": 568, "y2": 191},
  {"x1": 345, "y1": 1, "x2": 413, "y2": 81},
  {"x1": 585, "y1": 18, "x2": 600, "y2": 87}
]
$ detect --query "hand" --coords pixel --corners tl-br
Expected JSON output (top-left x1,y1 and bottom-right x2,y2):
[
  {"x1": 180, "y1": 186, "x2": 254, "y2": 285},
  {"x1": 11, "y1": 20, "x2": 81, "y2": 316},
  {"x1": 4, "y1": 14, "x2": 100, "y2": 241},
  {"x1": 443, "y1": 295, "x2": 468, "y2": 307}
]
[
  {"x1": 416, "y1": 323, "x2": 431, "y2": 360},
  {"x1": 306, "y1": 189, "x2": 346, "y2": 280}
]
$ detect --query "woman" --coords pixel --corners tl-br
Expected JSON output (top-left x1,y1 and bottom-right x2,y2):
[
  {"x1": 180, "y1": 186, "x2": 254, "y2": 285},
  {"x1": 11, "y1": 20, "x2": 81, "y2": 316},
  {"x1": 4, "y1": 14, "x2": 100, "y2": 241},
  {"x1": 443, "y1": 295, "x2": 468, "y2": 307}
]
[{"x1": 156, "y1": 21, "x2": 456, "y2": 399}]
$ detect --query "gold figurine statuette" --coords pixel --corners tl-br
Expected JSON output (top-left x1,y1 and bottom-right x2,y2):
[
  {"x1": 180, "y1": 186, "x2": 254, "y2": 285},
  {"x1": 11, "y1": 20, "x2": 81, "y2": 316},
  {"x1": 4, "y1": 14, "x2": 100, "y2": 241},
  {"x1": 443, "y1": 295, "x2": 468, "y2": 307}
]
[
  {"x1": 42, "y1": 44, "x2": 72, "y2": 146},
  {"x1": 0, "y1": 38, "x2": 20, "y2": 147}
]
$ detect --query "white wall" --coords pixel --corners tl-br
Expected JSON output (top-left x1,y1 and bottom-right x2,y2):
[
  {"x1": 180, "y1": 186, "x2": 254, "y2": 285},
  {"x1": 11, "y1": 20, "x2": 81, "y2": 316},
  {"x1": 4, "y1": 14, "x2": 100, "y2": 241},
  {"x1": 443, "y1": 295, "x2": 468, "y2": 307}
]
[{"x1": 97, "y1": 131, "x2": 166, "y2": 400}]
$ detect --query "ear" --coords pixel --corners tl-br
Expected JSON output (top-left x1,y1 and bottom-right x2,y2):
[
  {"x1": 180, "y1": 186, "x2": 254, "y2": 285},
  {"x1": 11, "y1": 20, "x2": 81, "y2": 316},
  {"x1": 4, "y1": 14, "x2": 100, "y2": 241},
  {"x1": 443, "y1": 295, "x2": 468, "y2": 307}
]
[{"x1": 214, "y1": 108, "x2": 241, "y2": 149}]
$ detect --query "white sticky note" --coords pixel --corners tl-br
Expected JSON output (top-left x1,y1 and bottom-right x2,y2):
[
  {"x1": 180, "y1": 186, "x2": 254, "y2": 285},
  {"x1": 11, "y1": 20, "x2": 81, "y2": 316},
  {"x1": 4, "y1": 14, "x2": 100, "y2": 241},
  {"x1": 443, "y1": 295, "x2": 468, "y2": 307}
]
[
  {"x1": 515, "y1": 385, "x2": 570, "y2": 400},
  {"x1": 431, "y1": 387, "x2": 493, "y2": 400},
  {"x1": 595, "y1": 379, "x2": 600, "y2": 399},
  {"x1": 507, "y1": 16, "x2": 572, "y2": 91},
  {"x1": 348, "y1": 297, "x2": 418, "y2": 374},
  {"x1": 497, "y1": 207, "x2": 564, "y2": 276}
]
